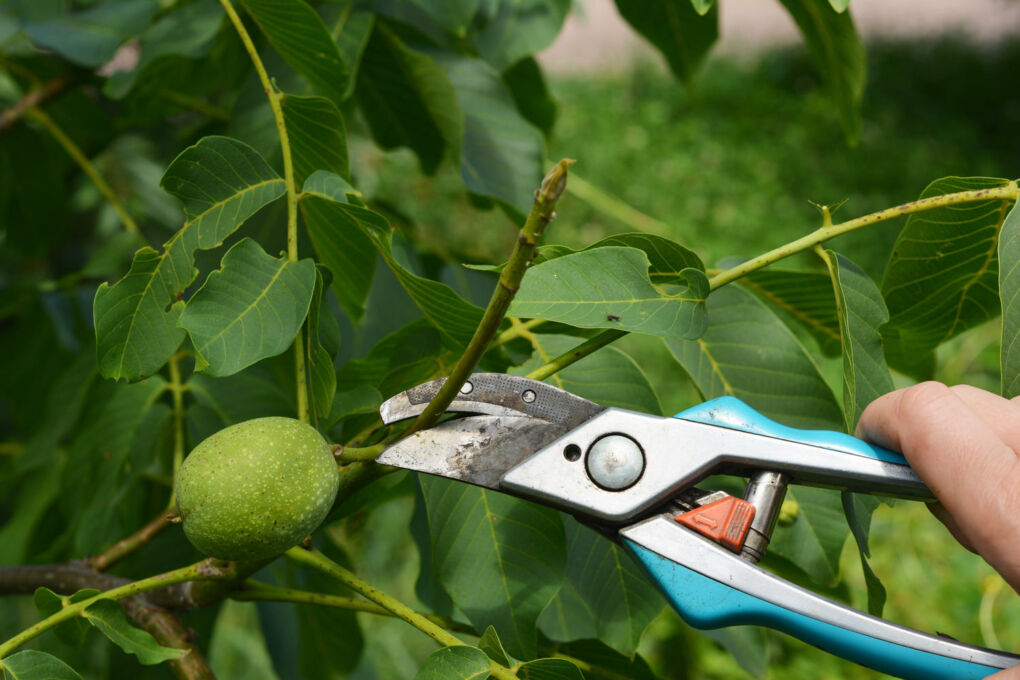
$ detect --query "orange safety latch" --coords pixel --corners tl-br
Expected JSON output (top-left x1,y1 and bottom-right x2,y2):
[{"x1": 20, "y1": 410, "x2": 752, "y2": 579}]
[{"x1": 675, "y1": 496, "x2": 756, "y2": 553}]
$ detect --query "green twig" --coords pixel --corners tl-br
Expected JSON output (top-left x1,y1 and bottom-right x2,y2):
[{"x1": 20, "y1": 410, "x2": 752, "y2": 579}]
[
  {"x1": 526, "y1": 185, "x2": 1020, "y2": 378},
  {"x1": 219, "y1": 0, "x2": 309, "y2": 423},
  {"x1": 285, "y1": 548, "x2": 519, "y2": 679},
  {"x1": 402, "y1": 160, "x2": 574, "y2": 438},
  {"x1": 27, "y1": 107, "x2": 141, "y2": 237},
  {"x1": 89, "y1": 512, "x2": 173, "y2": 572},
  {"x1": 232, "y1": 580, "x2": 476, "y2": 634},
  {"x1": 168, "y1": 352, "x2": 187, "y2": 506},
  {"x1": 0, "y1": 560, "x2": 226, "y2": 658},
  {"x1": 563, "y1": 168, "x2": 673, "y2": 234},
  {"x1": 0, "y1": 73, "x2": 71, "y2": 135}
]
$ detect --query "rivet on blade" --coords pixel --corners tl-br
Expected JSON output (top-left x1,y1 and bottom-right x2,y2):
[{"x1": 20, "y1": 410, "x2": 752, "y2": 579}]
[
  {"x1": 522, "y1": 389, "x2": 536, "y2": 403},
  {"x1": 460, "y1": 381, "x2": 473, "y2": 394}
]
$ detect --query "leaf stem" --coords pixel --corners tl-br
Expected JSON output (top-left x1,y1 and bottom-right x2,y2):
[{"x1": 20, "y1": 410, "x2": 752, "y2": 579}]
[
  {"x1": 0, "y1": 73, "x2": 71, "y2": 134},
  {"x1": 168, "y1": 352, "x2": 187, "y2": 506},
  {"x1": 27, "y1": 107, "x2": 141, "y2": 237},
  {"x1": 285, "y1": 548, "x2": 519, "y2": 680},
  {"x1": 563, "y1": 167, "x2": 673, "y2": 234},
  {"x1": 219, "y1": 0, "x2": 309, "y2": 423},
  {"x1": 491, "y1": 318, "x2": 547, "y2": 347},
  {"x1": 232, "y1": 580, "x2": 476, "y2": 634},
  {"x1": 526, "y1": 185, "x2": 1020, "y2": 378},
  {"x1": 0, "y1": 560, "x2": 223, "y2": 658},
  {"x1": 402, "y1": 160, "x2": 574, "y2": 438}
]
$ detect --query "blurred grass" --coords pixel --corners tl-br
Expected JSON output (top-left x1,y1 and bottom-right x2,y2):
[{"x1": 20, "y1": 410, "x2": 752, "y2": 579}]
[{"x1": 351, "y1": 38, "x2": 1020, "y2": 678}]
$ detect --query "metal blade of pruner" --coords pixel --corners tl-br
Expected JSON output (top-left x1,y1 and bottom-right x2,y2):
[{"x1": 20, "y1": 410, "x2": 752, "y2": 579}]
[{"x1": 377, "y1": 374, "x2": 605, "y2": 489}]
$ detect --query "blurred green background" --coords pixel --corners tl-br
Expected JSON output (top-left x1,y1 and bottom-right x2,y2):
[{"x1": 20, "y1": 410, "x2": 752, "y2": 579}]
[{"x1": 349, "y1": 38, "x2": 1020, "y2": 678}]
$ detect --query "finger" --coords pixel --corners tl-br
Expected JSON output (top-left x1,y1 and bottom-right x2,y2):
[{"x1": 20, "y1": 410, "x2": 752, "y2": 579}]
[
  {"x1": 947, "y1": 384, "x2": 1020, "y2": 452},
  {"x1": 927, "y1": 501, "x2": 976, "y2": 553}
]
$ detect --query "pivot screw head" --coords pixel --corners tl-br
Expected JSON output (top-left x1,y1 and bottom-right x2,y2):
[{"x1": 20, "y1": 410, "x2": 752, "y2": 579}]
[
  {"x1": 522, "y1": 389, "x2": 536, "y2": 403},
  {"x1": 459, "y1": 381, "x2": 473, "y2": 394},
  {"x1": 585, "y1": 434, "x2": 644, "y2": 491}
]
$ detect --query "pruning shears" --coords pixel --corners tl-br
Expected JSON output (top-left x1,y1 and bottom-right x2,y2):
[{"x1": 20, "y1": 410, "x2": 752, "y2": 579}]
[{"x1": 377, "y1": 374, "x2": 1020, "y2": 680}]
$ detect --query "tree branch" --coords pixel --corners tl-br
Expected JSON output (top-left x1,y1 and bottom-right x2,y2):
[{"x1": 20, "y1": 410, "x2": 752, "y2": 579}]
[{"x1": 0, "y1": 74, "x2": 71, "y2": 136}]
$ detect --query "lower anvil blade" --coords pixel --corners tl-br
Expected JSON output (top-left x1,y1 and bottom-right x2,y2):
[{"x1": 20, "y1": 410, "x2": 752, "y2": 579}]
[{"x1": 376, "y1": 414, "x2": 569, "y2": 490}]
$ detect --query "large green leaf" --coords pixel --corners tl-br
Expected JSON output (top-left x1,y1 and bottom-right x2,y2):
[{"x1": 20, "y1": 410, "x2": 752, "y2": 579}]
[
  {"x1": 511, "y1": 335, "x2": 661, "y2": 414},
  {"x1": 0, "y1": 651, "x2": 83, "y2": 680},
  {"x1": 1001, "y1": 202, "x2": 1020, "y2": 397},
  {"x1": 307, "y1": 267, "x2": 339, "y2": 427},
  {"x1": 418, "y1": 477, "x2": 567, "y2": 659},
  {"x1": 614, "y1": 0, "x2": 718, "y2": 84},
  {"x1": 882, "y1": 177, "x2": 1014, "y2": 363},
  {"x1": 356, "y1": 23, "x2": 463, "y2": 174},
  {"x1": 473, "y1": 0, "x2": 570, "y2": 71},
  {"x1": 281, "y1": 94, "x2": 349, "y2": 186},
  {"x1": 510, "y1": 247, "x2": 709, "y2": 340},
  {"x1": 208, "y1": 601, "x2": 280, "y2": 680},
  {"x1": 739, "y1": 269, "x2": 841, "y2": 356},
  {"x1": 769, "y1": 486, "x2": 848, "y2": 586},
  {"x1": 414, "y1": 646, "x2": 490, "y2": 680},
  {"x1": 239, "y1": 0, "x2": 348, "y2": 102},
  {"x1": 178, "y1": 238, "x2": 316, "y2": 377},
  {"x1": 187, "y1": 366, "x2": 295, "y2": 443},
  {"x1": 337, "y1": 320, "x2": 446, "y2": 398},
  {"x1": 83, "y1": 599, "x2": 185, "y2": 665},
  {"x1": 33, "y1": 588, "x2": 98, "y2": 646},
  {"x1": 22, "y1": 1, "x2": 158, "y2": 67},
  {"x1": 665, "y1": 285, "x2": 843, "y2": 430},
  {"x1": 410, "y1": 0, "x2": 481, "y2": 35},
  {"x1": 94, "y1": 136, "x2": 286, "y2": 381},
  {"x1": 502, "y1": 58, "x2": 557, "y2": 136},
  {"x1": 517, "y1": 659, "x2": 584, "y2": 680},
  {"x1": 434, "y1": 53, "x2": 544, "y2": 217},
  {"x1": 777, "y1": 0, "x2": 865, "y2": 142},
  {"x1": 556, "y1": 517, "x2": 664, "y2": 657},
  {"x1": 301, "y1": 173, "x2": 484, "y2": 347},
  {"x1": 817, "y1": 250, "x2": 894, "y2": 432}
]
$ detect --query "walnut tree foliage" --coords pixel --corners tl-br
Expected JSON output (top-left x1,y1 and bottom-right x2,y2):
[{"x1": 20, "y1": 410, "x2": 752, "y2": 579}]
[{"x1": 0, "y1": 1, "x2": 1018, "y2": 678}]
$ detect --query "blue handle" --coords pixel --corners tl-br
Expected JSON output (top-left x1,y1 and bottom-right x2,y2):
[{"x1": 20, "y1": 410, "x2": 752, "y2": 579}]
[
  {"x1": 626, "y1": 541, "x2": 1002, "y2": 680},
  {"x1": 675, "y1": 396, "x2": 908, "y2": 466}
]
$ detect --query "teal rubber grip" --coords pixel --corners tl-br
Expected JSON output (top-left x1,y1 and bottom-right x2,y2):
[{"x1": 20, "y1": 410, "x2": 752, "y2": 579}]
[
  {"x1": 625, "y1": 541, "x2": 1002, "y2": 680},
  {"x1": 674, "y1": 396, "x2": 908, "y2": 465}
]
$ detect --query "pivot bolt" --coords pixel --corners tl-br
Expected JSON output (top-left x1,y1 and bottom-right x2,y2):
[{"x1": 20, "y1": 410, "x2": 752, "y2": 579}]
[{"x1": 586, "y1": 434, "x2": 644, "y2": 491}]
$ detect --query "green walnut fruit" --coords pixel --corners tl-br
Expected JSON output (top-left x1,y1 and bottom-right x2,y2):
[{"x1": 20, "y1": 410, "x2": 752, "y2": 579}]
[{"x1": 176, "y1": 417, "x2": 339, "y2": 561}]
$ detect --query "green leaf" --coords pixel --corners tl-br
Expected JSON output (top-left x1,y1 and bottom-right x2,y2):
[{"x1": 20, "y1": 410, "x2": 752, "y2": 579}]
[
  {"x1": 418, "y1": 477, "x2": 566, "y2": 659},
  {"x1": 882, "y1": 177, "x2": 1014, "y2": 363},
  {"x1": 187, "y1": 366, "x2": 295, "y2": 442},
  {"x1": 0, "y1": 463, "x2": 64, "y2": 564},
  {"x1": 434, "y1": 53, "x2": 544, "y2": 218},
  {"x1": 414, "y1": 646, "x2": 490, "y2": 680},
  {"x1": 510, "y1": 247, "x2": 709, "y2": 340},
  {"x1": 690, "y1": 0, "x2": 715, "y2": 15},
  {"x1": 817, "y1": 250, "x2": 894, "y2": 432},
  {"x1": 281, "y1": 94, "x2": 349, "y2": 186},
  {"x1": 537, "y1": 581, "x2": 596, "y2": 644},
  {"x1": 308, "y1": 267, "x2": 338, "y2": 427},
  {"x1": 556, "y1": 517, "x2": 664, "y2": 657},
  {"x1": 777, "y1": 0, "x2": 865, "y2": 142},
  {"x1": 356, "y1": 23, "x2": 463, "y2": 174},
  {"x1": 502, "y1": 58, "x2": 556, "y2": 136},
  {"x1": 410, "y1": 0, "x2": 481, "y2": 34},
  {"x1": 665, "y1": 285, "x2": 843, "y2": 430},
  {"x1": 477, "y1": 627, "x2": 512, "y2": 667},
  {"x1": 614, "y1": 0, "x2": 718, "y2": 84},
  {"x1": 739, "y1": 269, "x2": 841, "y2": 356},
  {"x1": 32, "y1": 588, "x2": 99, "y2": 646},
  {"x1": 301, "y1": 173, "x2": 485, "y2": 347},
  {"x1": 83, "y1": 599, "x2": 185, "y2": 665},
  {"x1": 511, "y1": 335, "x2": 662, "y2": 415},
  {"x1": 209, "y1": 600, "x2": 280, "y2": 680},
  {"x1": 518, "y1": 658, "x2": 584, "y2": 680},
  {"x1": 178, "y1": 238, "x2": 316, "y2": 377},
  {"x1": 548, "y1": 640, "x2": 658, "y2": 679},
  {"x1": 23, "y1": 1, "x2": 159, "y2": 67},
  {"x1": 769, "y1": 486, "x2": 848, "y2": 586},
  {"x1": 331, "y1": 8, "x2": 373, "y2": 100},
  {"x1": 701, "y1": 627, "x2": 768, "y2": 678},
  {"x1": 239, "y1": 0, "x2": 348, "y2": 102},
  {"x1": 828, "y1": 0, "x2": 849, "y2": 10},
  {"x1": 299, "y1": 171, "x2": 376, "y2": 321},
  {"x1": 841, "y1": 491, "x2": 886, "y2": 616},
  {"x1": 1001, "y1": 202, "x2": 1020, "y2": 397},
  {"x1": 0, "y1": 650, "x2": 83, "y2": 680},
  {"x1": 94, "y1": 136, "x2": 286, "y2": 381},
  {"x1": 472, "y1": 0, "x2": 570, "y2": 71},
  {"x1": 338, "y1": 319, "x2": 446, "y2": 396}
]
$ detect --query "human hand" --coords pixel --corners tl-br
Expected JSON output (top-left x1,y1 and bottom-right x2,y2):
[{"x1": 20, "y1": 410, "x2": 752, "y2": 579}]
[{"x1": 858, "y1": 382, "x2": 1020, "y2": 678}]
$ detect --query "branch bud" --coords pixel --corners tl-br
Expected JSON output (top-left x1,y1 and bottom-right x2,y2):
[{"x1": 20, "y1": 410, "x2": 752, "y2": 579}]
[{"x1": 537, "y1": 158, "x2": 575, "y2": 204}]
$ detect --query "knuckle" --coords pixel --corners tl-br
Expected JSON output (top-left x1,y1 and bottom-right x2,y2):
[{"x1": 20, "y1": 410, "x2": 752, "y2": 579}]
[{"x1": 898, "y1": 381, "x2": 954, "y2": 417}]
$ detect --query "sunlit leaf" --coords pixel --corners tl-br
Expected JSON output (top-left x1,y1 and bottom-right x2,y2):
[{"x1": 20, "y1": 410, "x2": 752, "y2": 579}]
[
  {"x1": 239, "y1": 0, "x2": 348, "y2": 102},
  {"x1": 0, "y1": 650, "x2": 83, "y2": 680},
  {"x1": 434, "y1": 53, "x2": 544, "y2": 217},
  {"x1": 418, "y1": 477, "x2": 566, "y2": 659},
  {"x1": 179, "y1": 238, "x2": 316, "y2": 377},
  {"x1": 414, "y1": 646, "x2": 490, "y2": 680},
  {"x1": 209, "y1": 600, "x2": 280, "y2": 680},
  {"x1": 83, "y1": 599, "x2": 185, "y2": 664},
  {"x1": 665, "y1": 285, "x2": 843, "y2": 430},
  {"x1": 356, "y1": 23, "x2": 463, "y2": 173},
  {"x1": 510, "y1": 247, "x2": 709, "y2": 340},
  {"x1": 281, "y1": 94, "x2": 349, "y2": 185},
  {"x1": 614, "y1": 0, "x2": 718, "y2": 84},
  {"x1": 537, "y1": 580, "x2": 596, "y2": 644},
  {"x1": 828, "y1": 0, "x2": 849, "y2": 10},
  {"x1": 770, "y1": 486, "x2": 848, "y2": 586},
  {"x1": 777, "y1": 0, "x2": 865, "y2": 142},
  {"x1": 690, "y1": 0, "x2": 715, "y2": 15},
  {"x1": 739, "y1": 269, "x2": 841, "y2": 356},
  {"x1": 94, "y1": 136, "x2": 286, "y2": 381},
  {"x1": 23, "y1": 1, "x2": 158, "y2": 67},
  {"x1": 882, "y1": 177, "x2": 1014, "y2": 366},
  {"x1": 1000, "y1": 202, "x2": 1020, "y2": 397}
]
